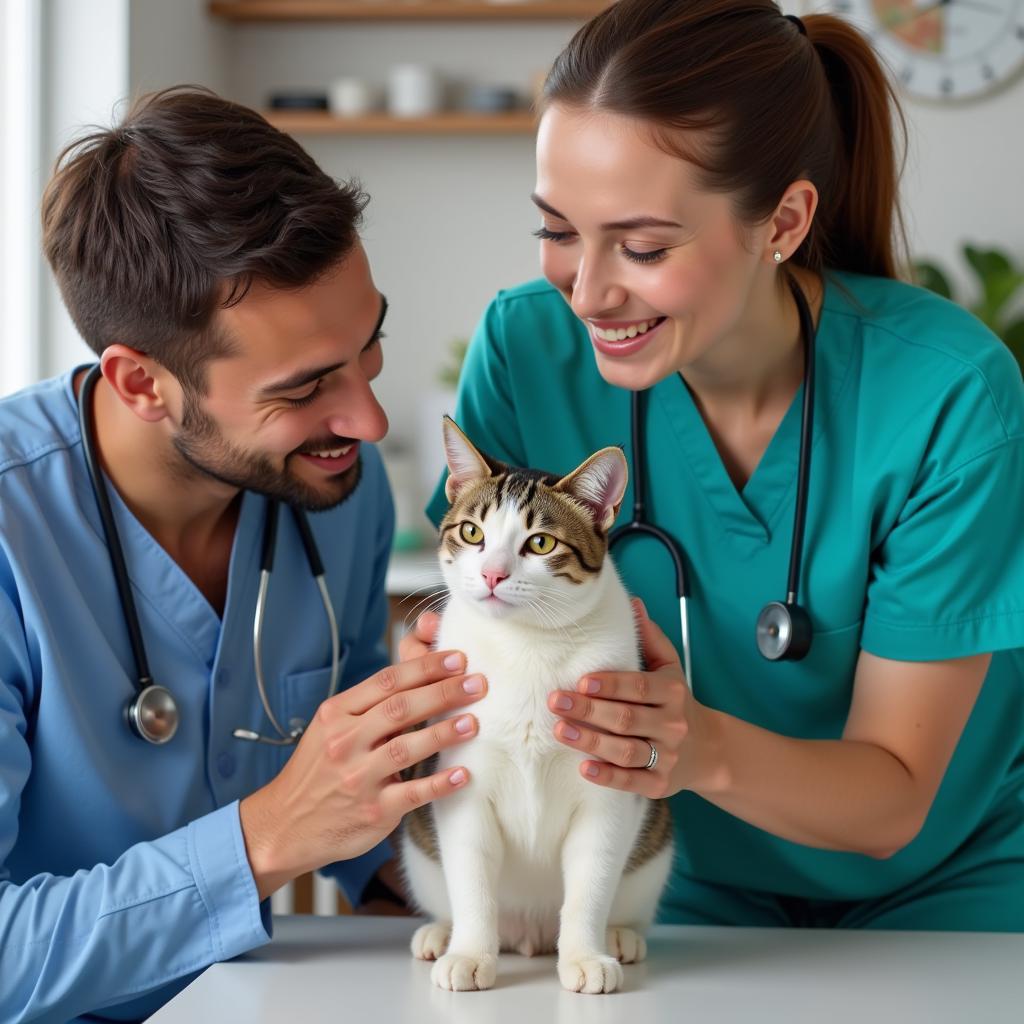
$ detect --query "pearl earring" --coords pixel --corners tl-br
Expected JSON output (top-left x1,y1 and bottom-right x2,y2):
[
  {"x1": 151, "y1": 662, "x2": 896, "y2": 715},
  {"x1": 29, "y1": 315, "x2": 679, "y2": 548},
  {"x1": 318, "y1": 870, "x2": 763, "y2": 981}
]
[{"x1": 773, "y1": 250, "x2": 783, "y2": 263}]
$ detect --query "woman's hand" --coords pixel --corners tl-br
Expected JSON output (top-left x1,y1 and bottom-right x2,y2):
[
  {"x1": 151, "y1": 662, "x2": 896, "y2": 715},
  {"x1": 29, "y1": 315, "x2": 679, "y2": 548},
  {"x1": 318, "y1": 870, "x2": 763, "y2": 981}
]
[{"x1": 549, "y1": 599, "x2": 722, "y2": 799}]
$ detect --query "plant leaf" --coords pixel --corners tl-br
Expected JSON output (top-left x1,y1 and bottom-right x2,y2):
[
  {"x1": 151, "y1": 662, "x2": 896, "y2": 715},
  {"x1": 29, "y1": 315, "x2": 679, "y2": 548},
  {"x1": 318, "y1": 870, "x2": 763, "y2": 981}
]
[
  {"x1": 1003, "y1": 318, "x2": 1024, "y2": 370},
  {"x1": 914, "y1": 260, "x2": 953, "y2": 299}
]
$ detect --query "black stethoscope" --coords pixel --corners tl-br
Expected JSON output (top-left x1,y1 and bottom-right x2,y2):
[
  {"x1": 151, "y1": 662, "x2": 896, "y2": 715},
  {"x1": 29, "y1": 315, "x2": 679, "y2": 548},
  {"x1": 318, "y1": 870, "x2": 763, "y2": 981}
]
[
  {"x1": 78, "y1": 364, "x2": 341, "y2": 745},
  {"x1": 609, "y1": 276, "x2": 816, "y2": 689}
]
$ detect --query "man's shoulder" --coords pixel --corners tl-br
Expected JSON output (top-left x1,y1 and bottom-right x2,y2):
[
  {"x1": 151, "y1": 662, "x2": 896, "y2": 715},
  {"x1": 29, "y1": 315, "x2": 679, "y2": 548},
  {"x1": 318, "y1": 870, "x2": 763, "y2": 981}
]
[{"x1": 0, "y1": 371, "x2": 81, "y2": 479}]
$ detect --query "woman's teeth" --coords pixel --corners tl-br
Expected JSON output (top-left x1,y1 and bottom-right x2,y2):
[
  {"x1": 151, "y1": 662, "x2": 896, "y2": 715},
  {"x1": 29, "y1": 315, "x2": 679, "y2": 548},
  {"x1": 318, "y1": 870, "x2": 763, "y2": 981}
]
[
  {"x1": 309, "y1": 444, "x2": 353, "y2": 459},
  {"x1": 592, "y1": 318, "x2": 663, "y2": 342}
]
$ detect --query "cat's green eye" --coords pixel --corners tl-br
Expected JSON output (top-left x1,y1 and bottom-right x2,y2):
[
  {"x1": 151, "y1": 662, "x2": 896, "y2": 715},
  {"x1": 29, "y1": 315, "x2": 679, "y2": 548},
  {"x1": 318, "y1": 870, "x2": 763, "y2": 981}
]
[
  {"x1": 527, "y1": 533, "x2": 557, "y2": 555},
  {"x1": 460, "y1": 522, "x2": 484, "y2": 545}
]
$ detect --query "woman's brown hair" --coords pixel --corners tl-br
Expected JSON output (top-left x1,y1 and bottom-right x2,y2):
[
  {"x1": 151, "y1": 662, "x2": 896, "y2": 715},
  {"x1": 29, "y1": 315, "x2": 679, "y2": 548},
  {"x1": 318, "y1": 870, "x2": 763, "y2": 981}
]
[
  {"x1": 41, "y1": 86, "x2": 369, "y2": 392},
  {"x1": 542, "y1": 0, "x2": 908, "y2": 280}
]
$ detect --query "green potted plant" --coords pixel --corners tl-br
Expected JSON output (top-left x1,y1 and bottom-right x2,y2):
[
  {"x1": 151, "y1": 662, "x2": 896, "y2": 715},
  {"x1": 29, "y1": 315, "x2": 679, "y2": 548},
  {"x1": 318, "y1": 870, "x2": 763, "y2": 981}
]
[{"x1": 915, "y1": 245, "x2": 1024, "y2": 369}]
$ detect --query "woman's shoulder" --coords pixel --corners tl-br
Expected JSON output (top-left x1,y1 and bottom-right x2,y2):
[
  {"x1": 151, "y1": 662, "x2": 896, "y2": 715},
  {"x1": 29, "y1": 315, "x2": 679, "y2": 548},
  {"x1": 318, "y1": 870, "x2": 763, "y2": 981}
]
[
  {"x1": 480, "y1": 278, "x2": 592, "y2": 368},
  {"x1": 824, "y1": 269, "x2": 1024, "y2": 437}
]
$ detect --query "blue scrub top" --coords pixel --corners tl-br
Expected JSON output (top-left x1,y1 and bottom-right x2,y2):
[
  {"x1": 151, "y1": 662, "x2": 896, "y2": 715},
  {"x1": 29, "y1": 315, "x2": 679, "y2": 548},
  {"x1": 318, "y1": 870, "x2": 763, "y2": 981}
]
[
  {"x1": 427, "y1": 271, "x2": 1024, "y2": 913},
  {"x1": 0, "y1": 370, "x2": 393, "y2": 1022}
]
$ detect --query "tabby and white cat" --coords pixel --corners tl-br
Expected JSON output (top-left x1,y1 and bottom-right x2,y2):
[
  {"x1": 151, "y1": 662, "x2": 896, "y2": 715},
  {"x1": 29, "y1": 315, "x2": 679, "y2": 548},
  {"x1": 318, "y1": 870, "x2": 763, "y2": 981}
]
[{"x1": 401, "y1": 417, "x2": 672, "y2": 994}]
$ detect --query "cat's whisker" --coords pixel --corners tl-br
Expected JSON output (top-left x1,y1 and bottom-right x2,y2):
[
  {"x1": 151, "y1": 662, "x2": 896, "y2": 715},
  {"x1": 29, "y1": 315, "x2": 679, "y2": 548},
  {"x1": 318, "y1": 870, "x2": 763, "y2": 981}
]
[
  {"x1": 402, "y1": 597, "x2": 451, "y2": 635},
  {"x1": 529, "y1": 596, "x2": 583, "y2": 648},
  {"x1": 402, "y1": 588, "x2": 451, "y2": 630},
  {"x1": 532, "y1": 593, "x2": 588, "y2": 647}
]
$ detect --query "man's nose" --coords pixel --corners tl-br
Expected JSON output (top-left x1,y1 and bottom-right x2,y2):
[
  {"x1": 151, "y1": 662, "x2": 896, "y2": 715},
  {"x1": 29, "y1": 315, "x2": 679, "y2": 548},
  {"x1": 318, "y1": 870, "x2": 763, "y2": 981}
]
[
  {"x1": 325, "y1": 379, "x2": 389, "y2": 444},
  {"x1": 482, "y1": 568, "x2": 509, "y2": 591}
]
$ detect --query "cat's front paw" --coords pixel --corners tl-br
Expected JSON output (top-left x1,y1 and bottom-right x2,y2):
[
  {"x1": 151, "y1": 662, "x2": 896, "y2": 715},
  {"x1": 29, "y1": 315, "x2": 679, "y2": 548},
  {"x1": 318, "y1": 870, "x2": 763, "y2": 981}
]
[
  {"x1": 411, "y1": 922, "x2": 451, "y2": 961},
  {"x1": 557, "y1": 952, "x2": 624, "y2": 994},
  {"x1": 431, "y1": 952, "x2": 498, "y2": 991},
  {"x1": 606, "y1": 926, "x2": 647, "y2": 963}
]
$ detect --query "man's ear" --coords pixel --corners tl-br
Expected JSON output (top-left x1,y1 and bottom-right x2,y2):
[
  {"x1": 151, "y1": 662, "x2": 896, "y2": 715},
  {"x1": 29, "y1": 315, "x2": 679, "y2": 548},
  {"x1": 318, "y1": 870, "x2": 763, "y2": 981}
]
[
  {"x1": 442, "y1": 416, "x2": 502, "y2": 502},
  {"x1": 99, "y1": 345, "x2": 174, "y2": 424}
]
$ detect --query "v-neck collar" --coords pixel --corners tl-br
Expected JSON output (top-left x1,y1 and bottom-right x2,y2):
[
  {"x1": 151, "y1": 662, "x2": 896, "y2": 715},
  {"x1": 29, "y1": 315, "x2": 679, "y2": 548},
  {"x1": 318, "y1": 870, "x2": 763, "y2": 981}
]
[{"x1": 651, "y1": 272, "x2": 853, "y2": 545}]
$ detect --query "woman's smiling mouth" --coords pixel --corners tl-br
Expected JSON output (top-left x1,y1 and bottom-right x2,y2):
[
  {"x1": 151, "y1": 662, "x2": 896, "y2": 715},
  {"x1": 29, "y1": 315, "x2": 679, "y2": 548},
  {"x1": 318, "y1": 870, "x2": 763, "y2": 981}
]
[{"x1": 588, "y1": 316, "x2": 667, "y2": 357}]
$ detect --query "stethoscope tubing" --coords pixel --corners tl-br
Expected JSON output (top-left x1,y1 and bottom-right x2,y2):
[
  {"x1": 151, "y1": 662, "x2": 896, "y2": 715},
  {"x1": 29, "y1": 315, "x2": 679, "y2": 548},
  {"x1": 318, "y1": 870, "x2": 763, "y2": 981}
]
[{"x1": 609, "y1": 275, "x2": 817, "y2": 685}]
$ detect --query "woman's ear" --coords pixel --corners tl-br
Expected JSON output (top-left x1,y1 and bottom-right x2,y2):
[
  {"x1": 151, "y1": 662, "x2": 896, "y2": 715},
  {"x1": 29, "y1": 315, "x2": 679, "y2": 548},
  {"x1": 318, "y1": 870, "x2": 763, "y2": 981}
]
[{"x1": 766, "y1": 179, "x2": 818, "y2": 264}]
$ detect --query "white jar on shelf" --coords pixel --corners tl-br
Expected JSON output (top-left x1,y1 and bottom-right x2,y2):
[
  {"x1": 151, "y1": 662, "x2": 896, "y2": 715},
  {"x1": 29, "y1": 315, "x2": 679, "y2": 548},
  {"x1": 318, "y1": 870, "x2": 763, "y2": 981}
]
[{"x1": 387, "y1": 64, "x2": 443, "y2": 118}]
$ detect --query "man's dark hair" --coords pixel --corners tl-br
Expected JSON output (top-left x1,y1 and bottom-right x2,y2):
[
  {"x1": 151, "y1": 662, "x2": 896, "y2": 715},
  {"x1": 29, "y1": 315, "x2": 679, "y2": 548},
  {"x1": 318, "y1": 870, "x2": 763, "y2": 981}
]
[{"x1": 41, "y1": 85, "x2": 369, "y2": 392}]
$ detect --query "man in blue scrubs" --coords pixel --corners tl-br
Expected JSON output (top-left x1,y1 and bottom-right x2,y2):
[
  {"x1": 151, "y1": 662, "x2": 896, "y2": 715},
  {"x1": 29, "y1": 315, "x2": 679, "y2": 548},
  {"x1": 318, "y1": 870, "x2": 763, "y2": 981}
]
[{"x1": 0, "y1": 88, "x2": 485, "y2": 1022}]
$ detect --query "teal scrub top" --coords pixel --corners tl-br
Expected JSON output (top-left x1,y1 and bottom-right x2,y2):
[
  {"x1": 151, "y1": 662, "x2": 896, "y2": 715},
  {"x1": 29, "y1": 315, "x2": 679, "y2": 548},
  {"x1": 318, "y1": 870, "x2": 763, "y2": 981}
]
[{"x1": 427, "y1": 271, "x2": 1024, "y2": 904}]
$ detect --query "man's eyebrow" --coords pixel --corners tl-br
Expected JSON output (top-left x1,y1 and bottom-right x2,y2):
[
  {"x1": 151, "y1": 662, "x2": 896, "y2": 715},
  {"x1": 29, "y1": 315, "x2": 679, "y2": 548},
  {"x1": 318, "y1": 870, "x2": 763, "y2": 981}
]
[
  {"x1": 258, "y1": 295, "x2": 389, "y2": 398},
  {"x1": 530, "y1": 193, "x2": 682, "y2": 232}
]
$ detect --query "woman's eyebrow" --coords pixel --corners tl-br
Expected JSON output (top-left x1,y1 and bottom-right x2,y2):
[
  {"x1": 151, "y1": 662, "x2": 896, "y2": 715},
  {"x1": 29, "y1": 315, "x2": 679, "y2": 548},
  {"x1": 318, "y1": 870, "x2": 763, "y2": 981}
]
[{"x1": 530, "y1": 193, "x2": 682, "y2": 231}]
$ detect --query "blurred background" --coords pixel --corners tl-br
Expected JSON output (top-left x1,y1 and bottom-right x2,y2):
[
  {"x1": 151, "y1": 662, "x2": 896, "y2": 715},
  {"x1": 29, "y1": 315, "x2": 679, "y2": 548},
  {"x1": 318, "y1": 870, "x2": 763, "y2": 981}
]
[{"x1": 1, "y1": 0, "x2": 1023, "y2": 544}]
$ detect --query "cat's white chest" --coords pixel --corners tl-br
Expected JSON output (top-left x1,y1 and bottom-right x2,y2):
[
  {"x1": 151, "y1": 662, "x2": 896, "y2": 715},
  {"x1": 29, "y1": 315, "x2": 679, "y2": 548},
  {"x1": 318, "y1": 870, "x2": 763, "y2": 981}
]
[{"x1": 435, "y1": 585, "x2": 640, "y2": 857}]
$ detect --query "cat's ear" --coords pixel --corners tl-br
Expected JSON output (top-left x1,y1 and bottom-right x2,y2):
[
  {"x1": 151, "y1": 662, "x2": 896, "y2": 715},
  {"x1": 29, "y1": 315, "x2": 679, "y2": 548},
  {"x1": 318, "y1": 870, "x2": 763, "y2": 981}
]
[
  {"x1": 554, "y1": 447, "x2": 628, "y2": 531},
  {"x1": 442, "y1": 416, "x2": 500, "y2": 501}
]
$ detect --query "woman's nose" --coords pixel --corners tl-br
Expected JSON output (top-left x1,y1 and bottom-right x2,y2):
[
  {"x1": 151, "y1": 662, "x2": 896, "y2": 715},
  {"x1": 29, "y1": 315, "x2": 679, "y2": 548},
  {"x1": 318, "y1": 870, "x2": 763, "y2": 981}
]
[{"x1": 569, "y1": 256, "x2": 628, "y2": 320}]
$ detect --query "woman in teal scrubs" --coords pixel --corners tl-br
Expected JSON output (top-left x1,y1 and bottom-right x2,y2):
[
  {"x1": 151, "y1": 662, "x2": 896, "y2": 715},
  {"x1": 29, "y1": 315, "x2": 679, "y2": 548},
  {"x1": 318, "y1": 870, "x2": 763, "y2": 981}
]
[{"x1": 422, "y1": 0, "x2": 1024, "y2": 930}]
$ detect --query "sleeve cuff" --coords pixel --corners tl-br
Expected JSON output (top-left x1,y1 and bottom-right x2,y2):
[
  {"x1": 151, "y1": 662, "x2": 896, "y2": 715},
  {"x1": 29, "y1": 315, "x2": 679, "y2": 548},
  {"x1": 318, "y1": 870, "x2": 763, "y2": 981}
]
[
  {"x1": 186, "y1": 801, "x2": 273, "y2": 962},
  {"x1": 861, "y1": 608, "x2": 1024, "y2": 661}
]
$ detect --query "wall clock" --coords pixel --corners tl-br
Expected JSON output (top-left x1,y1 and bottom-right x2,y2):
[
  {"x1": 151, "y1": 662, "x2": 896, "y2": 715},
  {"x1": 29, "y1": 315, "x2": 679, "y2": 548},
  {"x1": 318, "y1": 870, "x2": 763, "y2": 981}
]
[{"x1": 816, "y1": 0, "x2": 1024, "y2": 100}]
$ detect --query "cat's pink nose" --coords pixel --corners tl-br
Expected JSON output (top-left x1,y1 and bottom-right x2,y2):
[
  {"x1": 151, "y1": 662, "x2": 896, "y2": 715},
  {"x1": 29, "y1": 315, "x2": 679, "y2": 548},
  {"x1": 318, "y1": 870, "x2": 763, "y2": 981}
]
[{"x1": 482, "y1": 568, "x2": 509, "y2": 592}]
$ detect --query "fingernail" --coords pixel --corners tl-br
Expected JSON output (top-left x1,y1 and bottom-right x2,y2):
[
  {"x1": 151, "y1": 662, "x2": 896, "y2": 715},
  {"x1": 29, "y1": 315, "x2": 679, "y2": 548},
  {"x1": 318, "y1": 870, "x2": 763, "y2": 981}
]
[
  {"x1": 463, "y1": 675, "x2": 484, "y2": 694},
  {"x1": 444, "y1": 653, "x2": 464, "y2": 672},
  {"x1": 450, "y1": 768, "x2": 467, "y2": 785},
  {"x1": 454, "y1": 715, "x2": 474, "y2": 734},
  {"x1": 585, "y1": 764, "x2": 600, "y2": 777},
  {"x1": 581, "y1": 678, "x2": 600, "y2": 695},
  {"x1": 562, "y1": 724, "x2": 580, "y2": 741},
  {"x1": 554, "y1": 695, "x2": 573, "y2": 710}
]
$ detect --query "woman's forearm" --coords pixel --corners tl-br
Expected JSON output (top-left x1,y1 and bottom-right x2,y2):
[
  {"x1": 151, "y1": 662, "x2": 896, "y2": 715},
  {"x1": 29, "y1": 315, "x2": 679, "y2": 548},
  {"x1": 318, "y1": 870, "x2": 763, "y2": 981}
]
[{"x1": 693, "y1": 708, "x2": 924, "y2": 858}]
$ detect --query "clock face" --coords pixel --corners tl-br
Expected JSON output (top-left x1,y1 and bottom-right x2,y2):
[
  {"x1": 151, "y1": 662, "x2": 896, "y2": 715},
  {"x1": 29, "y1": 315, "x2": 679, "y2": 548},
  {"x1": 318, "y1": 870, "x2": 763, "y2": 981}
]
[{"x1": 818, "y1": 0, "x2": 1024, "y2": 100}]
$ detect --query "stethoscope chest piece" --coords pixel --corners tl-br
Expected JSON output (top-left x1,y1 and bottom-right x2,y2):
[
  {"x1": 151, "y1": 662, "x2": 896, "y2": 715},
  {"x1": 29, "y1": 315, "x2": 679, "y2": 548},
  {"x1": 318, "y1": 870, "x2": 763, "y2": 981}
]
[
  {"x1": 126, "y1": 684, "x2": 180, "y2": 745},
  {"x1": 755, "y1": 601, "x2": 812, "y2": 662}
]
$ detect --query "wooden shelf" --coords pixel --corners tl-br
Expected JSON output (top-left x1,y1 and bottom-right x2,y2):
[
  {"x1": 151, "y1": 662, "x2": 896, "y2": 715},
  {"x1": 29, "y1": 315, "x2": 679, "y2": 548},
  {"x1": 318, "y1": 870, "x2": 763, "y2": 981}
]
[
  {"x1": 209, "y1": 1, "x2": 607, "y2": 21},
  {"x1": 265, "y1": 109, "x2": 537, "y2": 134}
]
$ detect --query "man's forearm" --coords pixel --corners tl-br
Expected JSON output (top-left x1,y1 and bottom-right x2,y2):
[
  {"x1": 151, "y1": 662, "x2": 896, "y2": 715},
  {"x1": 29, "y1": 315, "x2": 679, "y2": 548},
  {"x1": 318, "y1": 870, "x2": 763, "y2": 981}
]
[
  {"x1": 0, "y1": 803, "x2": 270, "y2": 1022},
  {"x1": 695, "y1": 709, "x2": 924, "y2": 858}
]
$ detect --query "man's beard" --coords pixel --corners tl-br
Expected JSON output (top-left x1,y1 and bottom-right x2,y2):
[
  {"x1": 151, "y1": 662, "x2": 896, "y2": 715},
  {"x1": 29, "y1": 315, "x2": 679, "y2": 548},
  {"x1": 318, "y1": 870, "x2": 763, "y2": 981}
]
[{"x1": 171, "y1": 394, "x2": 362, "y2": 512}]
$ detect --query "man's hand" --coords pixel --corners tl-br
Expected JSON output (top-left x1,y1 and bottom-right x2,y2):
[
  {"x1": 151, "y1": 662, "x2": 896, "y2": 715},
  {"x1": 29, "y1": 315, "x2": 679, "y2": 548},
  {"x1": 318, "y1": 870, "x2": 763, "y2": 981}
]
[
  {"x1": 399, "y1": 611, "x2": 439, "y2": 663},
  {"x1": 239, "y1": 648, "x2": 485, "y2": 900}
]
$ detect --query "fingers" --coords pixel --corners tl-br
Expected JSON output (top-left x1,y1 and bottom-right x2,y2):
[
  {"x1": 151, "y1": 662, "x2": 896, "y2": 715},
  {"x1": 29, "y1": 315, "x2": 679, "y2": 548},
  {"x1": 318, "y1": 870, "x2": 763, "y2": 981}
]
[
  {"x1": 553, "y1": 717, "x2": 660, "y2": 770},
  {"x1": 398, "y1": 633, "x2": 430, "y2": 664},
  {"x1": 338, "y1": 649, "x2": 469, "y2": 716},
  {"x1": 577, "y1": 760, "x2": 662, "y2": 799},
  {"x1": 415, "y1": 611, "x2": 440, "y2": 644},
  {"x1": 372, "y1": 713, "x2": 478, "y2": 778},
  {"x1": 397, "y1": 612, "x2": 441, "y2": 664},
  {"x1": 633, "y1": 598, "x2": 683, "y2": 673},
  {"x1": 365, "y1": 673, "x2": 487, "y2": 746},
  {"x1": 380, "y1": 764, "x2": 471, "y2": 818},
  {"x1": 548, "y1": 690, "x2": 662, "y2": 739}
]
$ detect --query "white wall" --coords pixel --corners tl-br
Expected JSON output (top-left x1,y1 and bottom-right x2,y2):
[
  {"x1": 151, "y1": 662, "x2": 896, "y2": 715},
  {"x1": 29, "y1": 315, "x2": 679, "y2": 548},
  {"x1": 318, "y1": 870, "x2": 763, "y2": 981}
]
[
  {"x1": 40, "y1": 0, "x2": 130, "y2": 378},
  {"x1": 26, "y1": 0, "x2": 1024, "y2": 501}
]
